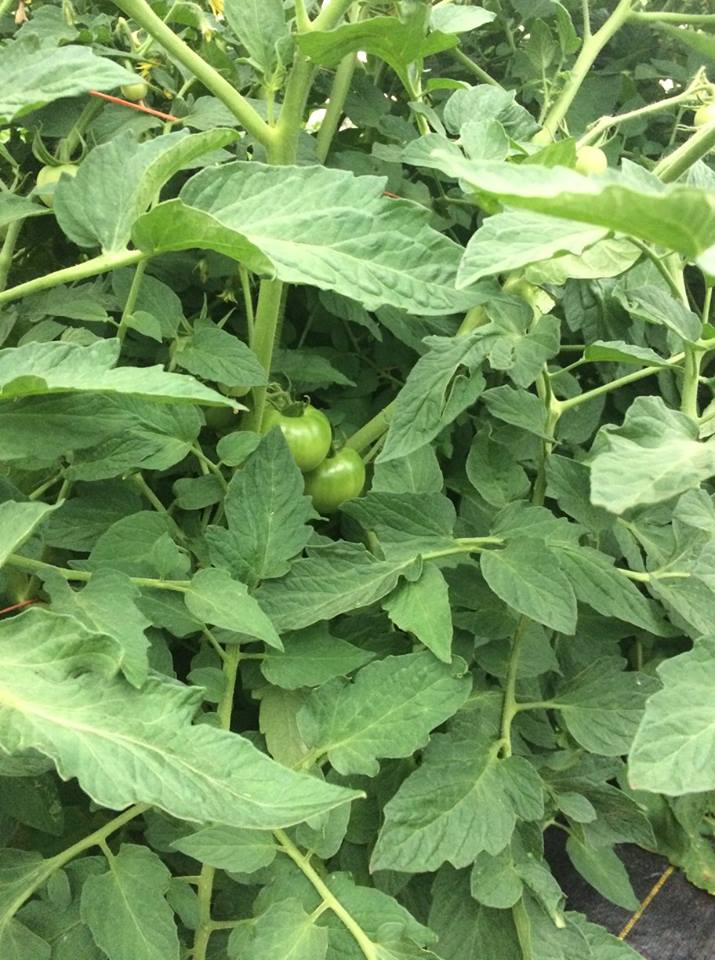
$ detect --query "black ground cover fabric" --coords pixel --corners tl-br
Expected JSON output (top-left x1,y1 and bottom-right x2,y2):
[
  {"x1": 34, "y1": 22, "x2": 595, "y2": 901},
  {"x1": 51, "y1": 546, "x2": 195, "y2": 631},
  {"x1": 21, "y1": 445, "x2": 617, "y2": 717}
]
[{"x1": 548, "y1": 837, "x2": 715, "y2": 959}]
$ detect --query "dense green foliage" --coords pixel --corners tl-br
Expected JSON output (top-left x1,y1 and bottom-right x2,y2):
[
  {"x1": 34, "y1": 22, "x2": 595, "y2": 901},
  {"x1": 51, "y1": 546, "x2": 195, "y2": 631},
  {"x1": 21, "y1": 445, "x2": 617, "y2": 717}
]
[{"x1": 1, "y1": 1, "x2": 715, "y2": 958}]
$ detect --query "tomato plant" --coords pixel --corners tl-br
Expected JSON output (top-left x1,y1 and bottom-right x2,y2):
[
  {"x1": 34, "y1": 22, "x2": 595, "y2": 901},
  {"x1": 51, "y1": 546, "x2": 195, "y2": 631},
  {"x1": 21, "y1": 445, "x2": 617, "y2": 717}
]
[
  {"x1": 1, "y1": 2, "x2": 715, "y2": 960},
  {"x1": 304, "y1": 446, "x2": 366, "y2": 513}
]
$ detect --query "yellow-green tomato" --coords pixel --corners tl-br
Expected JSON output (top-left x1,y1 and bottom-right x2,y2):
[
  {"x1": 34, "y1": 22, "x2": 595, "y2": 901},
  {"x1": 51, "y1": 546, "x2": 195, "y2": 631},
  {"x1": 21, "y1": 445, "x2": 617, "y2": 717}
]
[
  {"x1": 261, "y1": 404, "x2": 332, "y2": 471},
  {"x1": 502, "y1": 275, "x2": 542, "y2": 306},
  {"x1": 121, "y1": 80, "x2": 149, "y2": 101},
  {"x1": 575, "y1": 145, "x2": 608, "y2": 175},
  {"x1": 35, "y1": 163, "x2": 78, "y2": 207},
  {"x1": 694, "y1": 103, "x2": 715, "y2": 129},
  {"x1": 531, "y1": 128, "x2": 553, "y2": 146},
  {"x1": 304, "y1": 448, "x2": 365, "y2": 514}
]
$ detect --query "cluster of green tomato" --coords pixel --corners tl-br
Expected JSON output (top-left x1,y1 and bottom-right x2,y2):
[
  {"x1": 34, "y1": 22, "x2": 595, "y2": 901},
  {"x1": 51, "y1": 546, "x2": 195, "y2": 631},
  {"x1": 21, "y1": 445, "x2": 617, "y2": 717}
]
[{"x1": 261, "y1": 404, "x2": 366, "y2": 514}]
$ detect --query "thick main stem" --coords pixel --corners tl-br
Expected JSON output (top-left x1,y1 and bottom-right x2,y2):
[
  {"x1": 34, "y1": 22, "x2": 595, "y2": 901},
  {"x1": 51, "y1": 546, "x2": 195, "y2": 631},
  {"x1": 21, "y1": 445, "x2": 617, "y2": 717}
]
[
  {"x1": 541, "y1": 0, "x2": 635, "y2": 138},
  {"x1": 192, "y1": 644, "x2": 242, "y2": 960}
]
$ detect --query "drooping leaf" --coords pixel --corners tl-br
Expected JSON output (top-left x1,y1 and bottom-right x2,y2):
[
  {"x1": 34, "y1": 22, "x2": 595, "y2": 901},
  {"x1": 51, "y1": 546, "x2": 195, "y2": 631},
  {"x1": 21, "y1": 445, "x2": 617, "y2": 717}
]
[
  {"x1": 383, "y1": 563, "x2": 453, "y2": 662},
  {"x1": 0, "y1": 339, "x2": 234, "y2": 406},
  {"x1": 550, "y1": 657, "x2": 659, "y2": 756},
  {"x1": 418, "y1": 153, "x2": 715, "y2": 263},
  {"x1": 257, "y1": 542, "x2": 416, "y2": 631},
  {"x1": 629, "y1": 635, "x2": 715, "y2": 795},
  {"x1": 0, "y1": 608, "x2": 360, "y2": 829},
  {"x1": 80, "y1": 845, "x2": 180, "y2": 960},
  {"x1": 206, "y1": 429, "x2": 315, "y2": 587},
  {"x1": 133, "y1": 163, "x2": 479, "y2": 316},
  {"x1": 184, "y1": 568, "x2": 282, "y2": 648},
  {"x1": 223, "y1": 0, "x2": 289, "y2": 78},
  {"x1": 55, "y1": 129, "x2": 238, "y2": 252},
  {"x1": 0, "y1": 500, "x2": 58, "y2": 568},
  {"x1": 0, "y1": 40, "x2": 137, "y2": 122},
  {"x1": 297, "y1": 11, "x2": 457, "y2": 91},
  {"x1": 480, "y1": 540, "x2": 577, "y2": 634},
  {"x1": 298, "y1": 651, "x2": 471, "y2": 775},
  {"x1": 373, "y1": 728, "x2": 543, "y2": 871},
  {"x1": 589, "y1": 396, "x2": 715, "y2": 514}
]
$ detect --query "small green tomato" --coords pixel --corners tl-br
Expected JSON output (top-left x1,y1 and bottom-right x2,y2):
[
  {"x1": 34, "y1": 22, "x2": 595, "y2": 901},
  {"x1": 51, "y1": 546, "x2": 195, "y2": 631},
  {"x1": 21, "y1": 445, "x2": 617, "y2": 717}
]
[
  {"x1": 574, "y1": 145, "x2": 608, "y2": 176},
  {"x1": 121, "y1": 80, "x2": 149, "y2": 101},
  {"x1": 694, "y1": 103, "x2": 715, "y2": 129},
  {"x1": 35, "y1": 163, "x2": 79, "y2": 207}
]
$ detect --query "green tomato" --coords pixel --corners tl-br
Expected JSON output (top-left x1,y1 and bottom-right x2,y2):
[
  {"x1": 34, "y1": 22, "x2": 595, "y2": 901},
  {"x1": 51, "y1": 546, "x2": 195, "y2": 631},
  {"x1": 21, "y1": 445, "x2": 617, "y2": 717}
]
[
  {"x1": 694, "y1": 103, "x2": 715, "y2": 129},
  {"x1": 35, "y1": 163, "x2": 78, "y2": 207},
  {"x1": 204, "y1": 405, "x2": 239, "y2": 432},
  {"x1": 574, "y1": 145, "x2": 608, "y2": 176},
  {"x1": 121, "y1": 80, "x2": 149, "y2": 101},
  {"x1": 304, "y1": 448, "x2": 365, "y2": 514},
  {"x1": 261, "y1": 404, "x2": 332, "y2": 471},
  {"x1": 531, "y1": 128, "x2": 553, "y2": 146},
  {"x1": 502, "y1": 275, "x2": 545, "y2": 308}
]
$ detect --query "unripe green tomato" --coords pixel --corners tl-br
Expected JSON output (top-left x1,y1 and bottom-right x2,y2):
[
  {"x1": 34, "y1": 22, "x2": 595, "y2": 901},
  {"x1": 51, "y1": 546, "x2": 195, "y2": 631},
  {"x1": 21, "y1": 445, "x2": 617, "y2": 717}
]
[
  {"x1": 574, "y1": 145, "x2": 608, "y2": 176},
  {"x1": 304, "y1": 447, "x2": 365, "y2": 514},
  {"x1": 694, "y1": 103, "x2": 715, "y2": 128},
  {"x1": 121, "y1": 80, "x2": 149, "y2": 101},
  {"x1": 531, "y1": 128, "x2": 553, "y2": 146},
  {"x1": 502, "y1": 275, "x2": 541, "y2": 307},
  {"x1": 261, "y1": 404, "x2": 332, "y2": 472},
  {"x1": 204, "y1": 406, "x2": 238, "y2": 432},
  {"x1": 35, "y1": 163, "x2": 78, "y2": 207}
]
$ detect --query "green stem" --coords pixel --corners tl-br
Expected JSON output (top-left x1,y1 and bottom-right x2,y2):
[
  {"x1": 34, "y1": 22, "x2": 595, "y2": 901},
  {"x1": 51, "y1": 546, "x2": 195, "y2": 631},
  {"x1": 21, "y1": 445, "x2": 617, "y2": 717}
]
[
  {"x1": 2, "y1": 804, "x2": 147, "y2": 926},
  {"x1": 532, "y1": 373, "x2": 560, "y2": 506},
  {"x1": 57, "y1": 97, "x2": 104, "y2": 162},
  {"x1": 654, "y1": 117, "x2": 715, "y2": 183},
  {"x1": 558, "y1": 352, "x2": 685, "y2": 412},
  {"x1": 499, "y1": 616, "x2": 531, "y2": 758},
  {"x1": 274, "y1": 830, "x2": 378, "y2": 960},
  {"x1": 630, "y1": 11, "x2": 715, "y2": 26},
  {"x1": 5, "y1": 553, "x2": 191, "y2": 592},
  {"x1": 541, "y1": 0, "x2": 635, "y2": 138},
  {"x1": 0, "y1": 250, "x2": 145, "y2": 308},
  {"x1": 315, "y1": 53, "x2": 358, "y2": 163},
  {"x1": 344, "y1": 401, "x2": 396, "y2": 454},
  {"x1": 0, "y1": 219, "x2": 22, "y2": 293},
  {"x1": 577, "y1": 76, "x2": 711, "y2": 147},
  {"x1": 243, "y1": 279, "x2": 285, "y2": 431},
  {"x1": 294, "y1": 0, "x2": 311, "y2": 32},
  {"x1": 312, "y1": 0, "x2": 355, "y2": 31},
  {"x1": 192, "y1": 644, "x2": 242, "y2": 960},
  {"x1": 681, "y1": 345, "x2": 703, "y2": 419},
  {"x1": 132, "y1": 472, "x2": 168, "y2": 515},
  {"x1": 117, "y1": 259, "x2": 148, "y2": 342},
  {"x1": 449, "y1": 47, "x2": 499, "y2": 87},
  {"x1": 112, "y1": 0, "x2": 273, "y2": 146}
]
